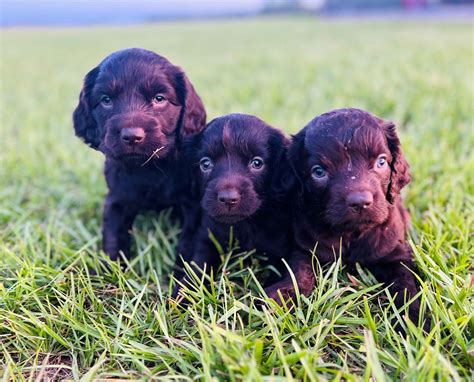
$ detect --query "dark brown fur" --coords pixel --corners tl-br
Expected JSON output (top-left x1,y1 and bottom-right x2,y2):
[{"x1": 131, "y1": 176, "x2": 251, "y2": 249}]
[
  {"x1": 174, "y1": 113, "x2": 293, "y2": 296},
  {"x1": 265, "y1": 108, "x2": 428, "y2": 329},
  {"x1": 73, "y1": 48, "x2": 206, "y2": 260}
]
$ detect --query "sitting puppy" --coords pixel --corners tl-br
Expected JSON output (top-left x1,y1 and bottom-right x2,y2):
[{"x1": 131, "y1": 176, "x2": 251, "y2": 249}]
[
  {"x1": 266, "y1": 108, "x2": 426, "y2": 327},
  {"x1": 174, "y1": 113, "x2": 292, "y2": 296},
  {"x1": 73, "y1": 48, "x2": 206, "y2": 260}
]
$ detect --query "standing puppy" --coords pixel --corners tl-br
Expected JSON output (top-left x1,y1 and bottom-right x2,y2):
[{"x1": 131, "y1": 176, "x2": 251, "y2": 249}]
[
  {"x1": 266, "y1": 108, "x2": 426, "y2": 327},
  {"x1": 73, "y1": 48, "x2": 206, "y2": 260},
  {"x1": 174, "y1": 113, "x2": 292, "y2": 296}
]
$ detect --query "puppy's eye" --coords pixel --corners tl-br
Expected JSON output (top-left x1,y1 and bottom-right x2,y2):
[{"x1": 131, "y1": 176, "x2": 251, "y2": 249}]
[
  {"x1": 375, "y1": 155, "x2": 387, "y2": 168},
  {"x1": 249, "y1": 156, "x2": 264, "y2": 170},
  {"x1": 100, "y1": 95, "x2": 112, "y2": 107},
  {"x1": 153, "y1": 94, "x2": 166, "y2": 103},
  {"x1": 311, "y1": 165, "x2": 327, "y2": 179},
  {"x1": 199, "y1": 157, "x2": 213, "y2": 172}
]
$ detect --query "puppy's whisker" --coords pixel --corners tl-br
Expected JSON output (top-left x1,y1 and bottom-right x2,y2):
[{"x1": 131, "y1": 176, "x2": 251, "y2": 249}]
[{"x1": 141, "y1": 146, "x2": 164, "y2": 167}]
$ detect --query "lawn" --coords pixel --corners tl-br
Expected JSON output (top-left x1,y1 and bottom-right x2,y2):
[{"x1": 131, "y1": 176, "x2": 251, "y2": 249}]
[{"x1": 1, "y1": 17, "x2": 473, "y2": 381}]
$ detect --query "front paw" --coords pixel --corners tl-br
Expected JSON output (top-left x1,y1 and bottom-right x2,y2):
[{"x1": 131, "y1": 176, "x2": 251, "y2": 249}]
[
  {"x1": 103, "y1": 244, "x2": 130, "y2": 262},
  {"x1": 103, "y1": 247, "x2": 120, "y2": 261},
  {"x1": 264, "y1": 281, "x2": 296, "y2": 305}
]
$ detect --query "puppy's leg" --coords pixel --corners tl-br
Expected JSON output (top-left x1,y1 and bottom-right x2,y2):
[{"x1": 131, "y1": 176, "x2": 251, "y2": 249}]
[
  {"x1": 368, "y1": 259, "x2": 429, "y2": 331},
  {"x1": 174, "y1": 203, "x2": 202, "y2": 280},
  {"x1": 103, "y1": 195, "x2": 138, "y2": 261},
  {"x1": 264, "y1": 251, "x2": 315, "y2": 303}
]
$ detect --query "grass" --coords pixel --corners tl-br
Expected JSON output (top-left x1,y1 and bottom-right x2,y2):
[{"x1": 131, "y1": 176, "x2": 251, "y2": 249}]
[{"x1": 1, "y1": 16, "x2": 473, "y2": 381}]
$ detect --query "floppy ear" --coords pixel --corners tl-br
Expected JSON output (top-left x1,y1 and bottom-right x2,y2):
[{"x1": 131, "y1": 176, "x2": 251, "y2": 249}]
[
  {"x1": 180, "y1": 131, "x2": 204, "y2": 199},
  {"x1": 269, "y1": 131, "x2": 296, "y2": 201},
  {"x1": 72, "y1": 66, "x2": 101, "y2": 150},
  {"x1": 383, "y1": 121, "x2": 411, "y2": 203},
  {"x1": 181, "y1": 130, "x2": 203, "y2": 168},
  {"x1": 174, "y1": 70, "x2": 206, "y2": 137},
  {"x1": 286, "y1": 128, "x2": 307, "y2": 193}
]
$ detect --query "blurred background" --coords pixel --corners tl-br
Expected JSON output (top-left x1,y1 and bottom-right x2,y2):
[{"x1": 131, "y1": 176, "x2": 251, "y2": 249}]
[{"x1": 2, "y1": 0, "x2": 473, "y2": 26}]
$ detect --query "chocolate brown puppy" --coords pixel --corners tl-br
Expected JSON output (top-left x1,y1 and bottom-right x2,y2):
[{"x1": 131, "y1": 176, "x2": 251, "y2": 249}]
[
  {"x1": 174, "y1": 113, "x2": 293, "y2": 296},
  {"x1": 73, "y1": 48, "x2": 206, "y2": 260},
  {"x1": 266, "y1": 108, "x2": 427, "y2": 328}
]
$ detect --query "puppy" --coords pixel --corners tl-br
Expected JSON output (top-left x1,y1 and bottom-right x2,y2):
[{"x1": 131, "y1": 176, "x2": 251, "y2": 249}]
[
  {"x1": 266, "y1": 108, "x2": 427, "y2": 327},
  {"x1": 73, "y1": 48, "x2": 206, "y2": 260},
  {"x1": 174, "y1": 113, "x2": 292, "y2": 296}
]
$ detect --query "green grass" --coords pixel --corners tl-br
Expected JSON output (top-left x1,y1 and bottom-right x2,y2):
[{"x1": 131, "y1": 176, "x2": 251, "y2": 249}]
[{"x1": 1, "y1": 17, "x2": 473, "y2": 380}]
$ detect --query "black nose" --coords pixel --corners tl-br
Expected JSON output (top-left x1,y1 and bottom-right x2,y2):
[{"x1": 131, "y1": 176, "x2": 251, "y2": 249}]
[
  {"x1": 121, "y1": 128, "x2": 145, "y2": 145},
  {"x1": 347, "y1": 191, "x2": 373, "y2": 211},
  {"x1": 218, "y1": 189, "x2": 241, "y2": 209}
]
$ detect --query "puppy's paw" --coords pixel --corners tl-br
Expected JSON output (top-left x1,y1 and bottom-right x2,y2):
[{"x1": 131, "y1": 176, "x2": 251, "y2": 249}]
[{"x1": 264, "y1": 281, "x2": 296, "y2": 306}]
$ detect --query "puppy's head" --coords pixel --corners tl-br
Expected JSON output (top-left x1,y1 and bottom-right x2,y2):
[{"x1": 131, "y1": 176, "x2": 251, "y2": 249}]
[
  {"x1": 290, "y1": 108, "x2": 410, "y2": 231},
  {"x1": 73, "y1": 48, "x2": 206, "y2": 163},
  {"x1": 193, "y1": 114, "x2": 290, "y2": 224}
]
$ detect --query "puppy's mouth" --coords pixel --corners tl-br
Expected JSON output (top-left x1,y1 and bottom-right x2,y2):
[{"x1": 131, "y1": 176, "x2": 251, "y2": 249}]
[
  {"x1": 204, "y1": 200, "x2": 261, "y2": 225},
  {"x1": 114, "y1": 152, "x2": 147, "y2": 164},
  {"x1": 327, "y1": 209, "x2": 386, "y2": 233},
  {"x1": 335, "y1": 218, "x2": 377, "y2": 231},
  {"x1": 210, "y1": 213, "x2": 249, "y2": 224},
  {"x1": 103, "y1": 145, "x2": 168, "y2": 164},
  {"x1": 123, "y1": 153, "x2": 147, "y2": 159}
]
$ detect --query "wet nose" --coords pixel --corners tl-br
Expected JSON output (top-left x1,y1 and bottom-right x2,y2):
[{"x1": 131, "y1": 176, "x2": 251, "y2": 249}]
[
  {"x1": 347, "y1": 191, "x2": 373, "y2": 211},
  {"x1": 121, "y1": 128, "x2": 145, "y2": 145},
  {"x1": 218, "y1": 189, "x2": 241, "y2": 209}
]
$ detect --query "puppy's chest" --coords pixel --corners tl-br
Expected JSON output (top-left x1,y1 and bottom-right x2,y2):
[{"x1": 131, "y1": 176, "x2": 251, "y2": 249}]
[
  {"x1": 106, "y1": 164, "x2": 188, "y2": 208},
  {"x1": 142, "y1": 178, "x2": 182, "y2": 207},
  {"x1": 341, "y1": 238, "x2": 375, "y2": 266},
  {"x1": 312, "y1": 231, "x2": 390, "y2": 266},
  {"x1": 298, "y1": 211, "x2": 401, "y2": 265},
  {"x1": 221, "y1": 219, "x2": 289, "y2": 258}
]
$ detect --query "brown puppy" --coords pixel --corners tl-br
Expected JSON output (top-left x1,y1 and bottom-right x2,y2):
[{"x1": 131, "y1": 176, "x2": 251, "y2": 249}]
[
  {"x1": 73, "y1": 48, "x2": 206, "y2": 260},
  {"x1": 266, "y1": 108, "x2": 427, "y2": 328},
  {"x1": 174, "y1": 113, "x2": 293, "y2": 296}
]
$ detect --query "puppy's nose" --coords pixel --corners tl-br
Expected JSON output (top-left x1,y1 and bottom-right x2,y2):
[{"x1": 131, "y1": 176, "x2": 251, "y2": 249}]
[
  {"x1": 347, "y1": 191, "x2": 373, "y2": 211},
  {"x1": 121, "y1": 128, "x2": 145, "y2": 145},
  {"x1": 218, "y1": 189, "x2": 241, "y2": 209}
]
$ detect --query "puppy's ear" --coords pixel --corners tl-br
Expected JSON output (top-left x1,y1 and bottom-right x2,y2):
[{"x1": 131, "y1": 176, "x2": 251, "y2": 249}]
[
  {"x1": 269, "y1": 131, "x2": 296, "y2": 201},
  {"x1": 182, "y1": 117, "x2": 220, "y2": 164},
  {"x1": 181, "y1": 130, "x2": 203, "y2": 166},
  {"x1": 73, "y1": 66, "x2": 101, "y2": 150},
  {"x1": 383, "y1": 121, "x2": 411, "y2": 203},
  {"x1": 174, "y1": 70, "x2": 206, "y2": 137},
  {"x1": 286, "y1": 128, "x2": 307, "y2": 192},
  {"x1": 181, "y1": 131, "x2": 204, "y2": 199}
]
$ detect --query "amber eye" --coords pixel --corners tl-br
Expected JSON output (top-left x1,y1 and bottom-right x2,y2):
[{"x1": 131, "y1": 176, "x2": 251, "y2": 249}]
[
  {"x1": 153, "y1": 94, "x2": 166, "y2": 103},
  {"x1": 100, "y1": 95, "x2": 112, "y2": 107},
  {"x1": 311, "y1": 165, "x2": 327, "y2": 179},
  {"x1": 199, "y1": 157, "x2": 213, "y2": 172},
  {"x1": 375, "y1": 155, "x2": 387, "y2": 168},
  {"x1": 249, "y1": 156, "x2": 264, "y2": 170}
]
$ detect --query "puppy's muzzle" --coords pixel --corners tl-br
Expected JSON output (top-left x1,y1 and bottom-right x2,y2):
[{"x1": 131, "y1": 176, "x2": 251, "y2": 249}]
[
  {"x1": 120, "y1": 127, "x2": 145, "y2": 146},
  {"x1": 346, "y1": 191, "x2": 373, "y2": 213},
  {"x1": 217, "y1": 188, "x2": 241, "y2": 211}
]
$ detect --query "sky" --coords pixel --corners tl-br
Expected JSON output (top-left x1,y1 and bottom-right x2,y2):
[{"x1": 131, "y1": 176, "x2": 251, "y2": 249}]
[{"x1": 1, "y1": 0, "x2": 269, "y2": 27}]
